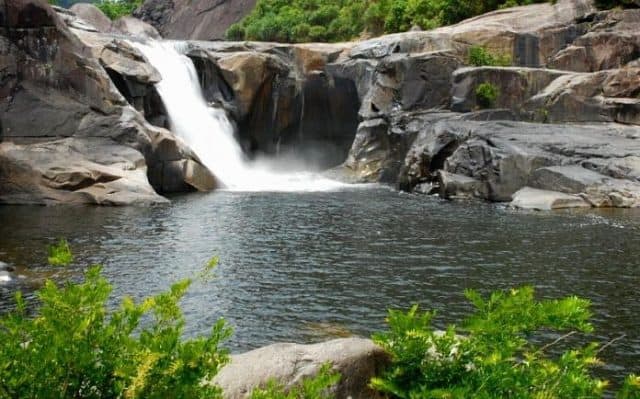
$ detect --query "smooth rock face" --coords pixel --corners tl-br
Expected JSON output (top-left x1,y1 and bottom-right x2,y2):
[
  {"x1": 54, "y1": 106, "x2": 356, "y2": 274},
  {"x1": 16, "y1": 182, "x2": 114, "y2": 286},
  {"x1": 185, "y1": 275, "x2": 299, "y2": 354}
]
[
  {"x1": 134, "y1": 0, "x2": 257, "y2": 40},
  {"x1": 511, "y1": 187, "x2": 591, "y2": 210},
  {"x1": 112, "y1": 16, "x2": 161, "y2": 39},
  {"x1": 69, "y1": 3, "x2": 112, "y2": 33},
  {"x1": 186, "y1": 41, "x2": 358, "y2": 168},
  {"x1": 213, "y1": 338, "x2": 389, "y2": 399},
  {"x1": 0, "y1": 139, "x2": 167, "y2": 205},
  {"x1": 0, "y1": 0, "x2": 215, "y2": 205}
]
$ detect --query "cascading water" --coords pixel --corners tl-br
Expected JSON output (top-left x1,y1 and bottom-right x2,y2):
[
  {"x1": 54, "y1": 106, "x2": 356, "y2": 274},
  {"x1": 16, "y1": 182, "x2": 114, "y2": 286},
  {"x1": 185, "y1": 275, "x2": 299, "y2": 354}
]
[{"x1": 133, "y1": 40, "x2": 349, "y2": 192}]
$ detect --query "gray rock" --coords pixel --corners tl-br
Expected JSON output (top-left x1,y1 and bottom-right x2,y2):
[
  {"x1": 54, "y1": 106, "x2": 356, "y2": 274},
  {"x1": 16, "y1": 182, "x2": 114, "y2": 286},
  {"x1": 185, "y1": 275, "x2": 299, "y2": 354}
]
[
  {"x1": 451, "y1": 67, "x2": 567, "y2": 113},
  {"x1": 441, "y1": 121, "x2": 640, "y2": 202},
  {"x1": 0, "y1": 138, "x2": 168, "y2": 205},
  {"x1": 112, "y1": 16, "x2": 161, "y2": 39},
  {"x1": 134, "y1": 0, "x2": 256, "y2": 40},
  {"x1": 360, "y1": 52, "x2": 459, "y2": 119},
  {"x1": 548, "y1": 9, "x2": 640, "y2": 72},
  {"x1": 213, "y1": 338, "x2": 388, "y2": 399},
  {"x1": 69, "y1": 3, "x2": 113, "y2": 33},
  {"x1": 342, "y1": 118, "x2": 414, "y2": 184},
  {"x1": 510, "y1": 187, "x2": 591, "y2": 210},
  {"x1": 530, "y1": 166, "x2": 640, "y2": 207},
  {"x1": 437, "y1": 170, "x2": 485, "y2": 199}
]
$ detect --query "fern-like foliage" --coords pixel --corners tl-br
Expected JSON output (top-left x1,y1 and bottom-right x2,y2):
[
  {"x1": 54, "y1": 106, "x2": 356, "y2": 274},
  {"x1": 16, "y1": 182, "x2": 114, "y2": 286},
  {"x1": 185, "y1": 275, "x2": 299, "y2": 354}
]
[
  {"x1": 0, "y1": 265, "x2": 232, "y2": 398},
  {"x1": 371, "y1": 286, "x2": 622, "y2": 399}
]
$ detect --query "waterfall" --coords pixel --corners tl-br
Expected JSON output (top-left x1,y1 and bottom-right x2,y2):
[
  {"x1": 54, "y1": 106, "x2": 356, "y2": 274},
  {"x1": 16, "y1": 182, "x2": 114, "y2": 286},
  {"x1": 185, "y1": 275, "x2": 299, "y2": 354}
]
[{"x1": 132, "y1": 40, "x2": 348, "y2": 192}]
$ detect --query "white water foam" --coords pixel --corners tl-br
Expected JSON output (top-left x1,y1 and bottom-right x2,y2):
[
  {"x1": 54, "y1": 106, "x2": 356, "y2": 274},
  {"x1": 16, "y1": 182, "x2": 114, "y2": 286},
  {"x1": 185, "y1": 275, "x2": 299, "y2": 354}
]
[{"x1": 133, "y1": 40, "x2": 350, "y2": 192}]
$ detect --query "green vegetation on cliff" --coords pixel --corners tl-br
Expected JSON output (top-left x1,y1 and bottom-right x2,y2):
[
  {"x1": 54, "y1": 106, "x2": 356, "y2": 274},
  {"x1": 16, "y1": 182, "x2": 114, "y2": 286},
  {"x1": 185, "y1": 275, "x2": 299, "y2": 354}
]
[
  {"x1": 97, "y1": 0, "x2": 142, "y2": 20},
  {"x1": 226, "y1": 0, "x2": 639, "y2": 43},
  {"x1": 226, "y1": 0, "x2": 550, "y2": 42}
]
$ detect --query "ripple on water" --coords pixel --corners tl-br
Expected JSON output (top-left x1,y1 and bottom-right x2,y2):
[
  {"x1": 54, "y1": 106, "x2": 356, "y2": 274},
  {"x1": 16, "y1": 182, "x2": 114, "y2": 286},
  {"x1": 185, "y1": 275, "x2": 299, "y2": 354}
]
[{"x1": 0, "y1": 189, "x2": 638, "y2": 385}]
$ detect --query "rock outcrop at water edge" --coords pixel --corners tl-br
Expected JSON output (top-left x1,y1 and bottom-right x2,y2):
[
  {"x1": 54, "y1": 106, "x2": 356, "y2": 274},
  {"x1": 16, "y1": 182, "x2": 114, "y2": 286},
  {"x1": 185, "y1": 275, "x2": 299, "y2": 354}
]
[
  {"x1": 213, "y1": 338, "x2": 389, "y2": 399},
  {"x1": 323, "y1": 0, "x2": 640, "y2": 209},
  {"x1": 0, "y1": 0, "x2": 215, "y2": 204},
  {"x1": 2, "y1": 0, "x2": 640, "y2": 208}
]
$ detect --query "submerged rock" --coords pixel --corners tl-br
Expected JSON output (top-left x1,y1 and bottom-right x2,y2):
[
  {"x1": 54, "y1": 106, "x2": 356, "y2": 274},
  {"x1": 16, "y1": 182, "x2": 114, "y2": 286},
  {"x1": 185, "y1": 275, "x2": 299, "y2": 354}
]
[
  {"x1": 213, "y1": 338, "x2": 388, "y2": 399},
  {"x1": 511, "y1": 187, "x2": 591, "y2": 210},
  {"x1": 0, "y1": 261, "x2": 16, "y2": 283}
]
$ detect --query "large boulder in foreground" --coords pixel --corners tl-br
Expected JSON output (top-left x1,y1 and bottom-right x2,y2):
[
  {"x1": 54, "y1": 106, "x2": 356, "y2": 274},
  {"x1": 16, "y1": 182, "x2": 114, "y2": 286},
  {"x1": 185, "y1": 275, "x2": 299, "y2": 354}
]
[{"x1": 213, "y1": 338, "x2": 388, "y2": 399}]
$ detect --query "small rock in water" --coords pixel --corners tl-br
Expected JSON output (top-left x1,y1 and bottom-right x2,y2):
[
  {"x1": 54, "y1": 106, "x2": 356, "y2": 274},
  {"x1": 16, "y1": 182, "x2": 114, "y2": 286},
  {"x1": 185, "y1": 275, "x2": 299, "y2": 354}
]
[
  {"x1": 0, "y1": 261, "x2": 15, "y2": 283},
  {"x1": 0, "y1": 271, "x2": 12, "y2": 283}
]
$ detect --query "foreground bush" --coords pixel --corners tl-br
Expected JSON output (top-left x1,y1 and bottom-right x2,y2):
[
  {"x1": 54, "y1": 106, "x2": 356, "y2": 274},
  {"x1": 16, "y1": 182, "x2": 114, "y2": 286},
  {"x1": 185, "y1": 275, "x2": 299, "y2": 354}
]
[
  {"x1": 0, "y1": 242, "x2": 340, "y2": 399},
  {"x1": 371, "y1": 286, "x2": 640, "y2": 399},
  {"x1": 0, "y1": 265, "x2": 232, "y2": 398},
  {"x1": 1, "y1": 242, "x2": 637, "y2": 398}
]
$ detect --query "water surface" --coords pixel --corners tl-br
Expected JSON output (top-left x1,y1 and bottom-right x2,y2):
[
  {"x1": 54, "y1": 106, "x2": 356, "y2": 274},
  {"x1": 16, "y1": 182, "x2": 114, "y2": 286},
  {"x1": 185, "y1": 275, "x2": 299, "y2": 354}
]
[{"x1": 0, "y1": 188, "x2": 638, "y2": 384}]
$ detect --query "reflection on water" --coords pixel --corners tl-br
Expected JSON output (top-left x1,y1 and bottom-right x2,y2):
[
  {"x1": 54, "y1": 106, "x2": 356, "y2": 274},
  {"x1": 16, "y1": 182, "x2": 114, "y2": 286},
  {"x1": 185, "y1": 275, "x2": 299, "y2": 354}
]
[{"x1": 0, "y1": 188, "x2": 638, "y2": 384}]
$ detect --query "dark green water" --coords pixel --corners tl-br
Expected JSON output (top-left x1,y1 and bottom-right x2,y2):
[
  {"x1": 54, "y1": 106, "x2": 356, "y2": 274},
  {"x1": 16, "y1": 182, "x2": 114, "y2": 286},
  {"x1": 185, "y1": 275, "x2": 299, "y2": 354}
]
[{"x1": 0, "y1": 188, "x2": 638, "y2": 384}]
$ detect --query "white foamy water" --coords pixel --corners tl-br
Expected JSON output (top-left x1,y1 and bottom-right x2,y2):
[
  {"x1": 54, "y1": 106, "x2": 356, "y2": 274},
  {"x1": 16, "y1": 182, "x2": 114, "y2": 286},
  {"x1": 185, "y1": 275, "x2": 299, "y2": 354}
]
[{"x1": 132, "y1": 40, "x2": 349, "y2": 192}]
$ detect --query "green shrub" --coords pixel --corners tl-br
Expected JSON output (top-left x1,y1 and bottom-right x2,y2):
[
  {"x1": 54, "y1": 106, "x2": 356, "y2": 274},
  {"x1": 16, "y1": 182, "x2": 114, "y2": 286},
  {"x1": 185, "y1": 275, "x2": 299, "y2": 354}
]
[
  {"x1": 97, "y1": 0, "x2": 142, "y2": 20},
  {"x1": 250, "y1": 363, "x2": 341, "y2": 399},
  {"x1": 226, "y1": 0, "x2": 552, "y2": 43},
  {"x1": 619, "y1": 374, "x2": 640, "y2": 398},
  {"x1": 468, "y1": 45, "x2": 512, "y2": 66},
  {"x1": 0, "y1": 264, "x2": 232, "y2": 398},
  {"x1": 475, "y1": 82, "x2": 500, "y2": 108},
  {"x1": 47, "y1": 237, "x2": 73, "y2": 266},
  {"x1": 226, "y1": 23, "x2": 246, "y2": 40},
  {"x1": 371, "y1": 286, "x2": 638, "y2": 399}
]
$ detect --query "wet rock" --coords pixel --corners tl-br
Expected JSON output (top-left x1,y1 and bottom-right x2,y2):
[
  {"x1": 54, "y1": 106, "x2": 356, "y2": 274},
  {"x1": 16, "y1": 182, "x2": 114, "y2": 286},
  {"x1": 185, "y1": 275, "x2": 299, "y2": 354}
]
[
  {"x1": 215, "y1": 52, "x2": 287, "y2": 120},
  {"x1": 438, "y1": 170, "x2": 485, "y2": 199},
  {"x1": 342, "y1": 118, "x2": 410, "y2": 183},
  {"x1": 511, "y1": 187, "x2": 591, "y2": 210},
  {"x1": 213, "y1": 338, "x2": 388, "y2": 399},
  {"x1": 186, "y1": 41, "x2": 359, "y2": 168},
  {"x1": 529, "y1": 165, "x2": 640, "y2": 207}
]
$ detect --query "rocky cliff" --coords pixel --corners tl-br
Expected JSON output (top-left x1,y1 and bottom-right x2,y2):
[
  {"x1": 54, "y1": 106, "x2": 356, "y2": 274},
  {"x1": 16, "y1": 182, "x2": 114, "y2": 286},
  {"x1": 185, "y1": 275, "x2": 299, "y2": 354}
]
[
  {"x1": 177, "y1": 0, "x2": 640, "y2": 209},
  {"x1": 326, "y1": 0, "x2": 640, "y2": 209},
  {"x1": 0, "y1": 0, "x2": 215, "y2": 204},
  {"x1": 1, "y1": 0, "x2": 639, "y2": 208},
  {"x1": 133, "y1": 0, "x2": 256, "y2": 40}
]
